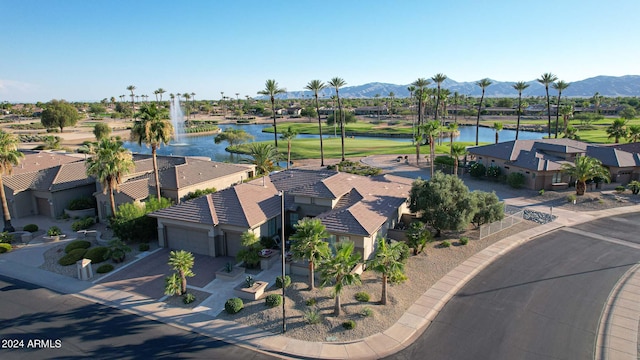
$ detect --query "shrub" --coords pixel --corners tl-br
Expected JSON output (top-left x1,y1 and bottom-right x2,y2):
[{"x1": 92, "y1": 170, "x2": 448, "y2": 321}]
[
  {"x1": 275, "y1": 275, "x2": 291, "y2": 289},
  {"x1": 225, "y1": 298, "x2": 244, "y2": 314},
  {"x1": 567, "y1": 194, "x2": 577, "y2": 203},
  {"x1": 96, "y1": 264, "x2": 114, "y2": 273},
  {"x1": 303, "y1": 308, "x2": 321, "y2": 324},
  {"x1": 67, "y1": 197, "x2": 96, "y2": 210},
  {"x1": 441, "y1": 240, "x2": 451, "y2": 248},
  {"x1": 459, "y1": 236, "x2": 469, "y2": 245},
  {"x1": 23, "y1": 224, "x2": 38, "y2": 232},
  {"x1": 486, "y1": 165, "x2": 502, "y2": 179},
  {"x1": 58, "y1": 248, "x2": 87, "y2": 266},
  {"x1": 538, "y1": 189, "x2": 545, "y2": 196},
  {"x1": 628, "y1": 180, "x2": 640, "y2": 195},
  {"x1": 84, "y1": 246, "x2": 110, "y2": 263},
  {"x1": 183, "y1": 293, "x2": 196, "y2": 304},
  {"x1": 434, "y1": 155, "x2": 455, "y2": 166},
  {"x1": 342, "y1": 320, "x2": 356, "y2": 330},
  {"x1": 615, "y1": 185, "x2": 626, "y2": 194},
  {"x1": 0, "y1": 232, "x2": 14, "y2": 244},
  {"x1": 64, "y1": 240, "x2": 91, "y2": 253},
  {"x1": 47, "y1": 226, "x2": 62, "y2": 236},
  {"x1": 265, "y1": 294, "x2": 283, "y2": 307},
  {"x1": 469, "y1": 163, "x2": 486, "y2": 178},
  {"x1": 71, "y1": 217, "x2": 95, "y2": 231},
  {"x1": 507, "y1": 172, "x2": 525, "y2": 189},
  {"x1": 355, "y1": 292, "x2": 370, "y2": 302},
  {"x1": 139, "y1": 243, "x2": 150, "y2": 251},
  {"x1": 361, "y1": 307, "x2": 374, "y2": 317},
  {"x1": 0, "y1": 243, "x2": 12, "y2": 253},
  {"x1": 306, "y1": 298, "x2": 317, "y2": 306},
  {"x1": 109, "y1": 196, "x2": 172, "y2": 242}
]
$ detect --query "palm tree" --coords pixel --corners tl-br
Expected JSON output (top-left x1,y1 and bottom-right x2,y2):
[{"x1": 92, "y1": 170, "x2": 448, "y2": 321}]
[
  {"x1": 453, "y1": 91, "x2": 460, "y2": 124},
  {"x1": 552, "y1": 80, "x2": 570, "y2": 138},
  {"x1": 564, "y1": 125, "x2": 580, "y2": 140},
  {"x1": 606, "y1": 118, "x2": 628, "y2": 143},
  {"x1": 512, "y1": 81, "x2": 530, "y2": 140},
  {"x1": 157, "y1": 88, "x2": 166, "y2": 103},
  {"x1": 127, "y1": 85, "x2": 136, "y2": 120},
  {"x1": 319, "y1": 241, "x2": 361, "y2": 316},
  {"x1": 168, "y1": 250, "x2": 195, "y2": 296},
  {"x1": 411, "y1": 78, "x2": 430, "y2": 128},
  {"x1": 561, "y1": 156, "x2": 610, "y2": 195},
  {"x1": 475, "y1": 78, "x2": 492, "y2": 145},
  {"x1": 244, "y1": 142, "x2": 281, "y2": 176},
  {"x1": 86, "y1": 138, "x2": 134, "y2": 217},
  {"x1": 627, "y1": 125, "x2": 640, "y2": 143},
  {"x1": 537, "y1": 73, "x2": 558, "y2": 138},
  {"x1": 407, "y1": 85, "x2": 416, "y2": 140},
  {"x1": 258, "y1": 79, "x2": 286, "y2": 147},
  {"x1": 130, "y1": 103, "x2": 173, "y2": 200},
  {"x1": 447, "y1": 122, "x2": 459, "y2": 152},
  {"x1": 182, "y1": 93, "x2": 191, "y2": 119},
  {"x1": 559, "y1": 104, "x2": 574, "y2": 134},
  {"x1": 305, "y1": 80, "x2": 328, "y2": 166},
  {"x1": 422, "y1": 121, "x2": 440, "y2": 178},
  {"x1": 367, "y1": 237, "x2": 407, "y2": 305},
  {"x1": 593, "y1": 92, "x2": 602, "y2": 114},
  {"x1": 289, "y1": 218, "x2": 330, "y2": 290},
  {"x1": 0, "y1": 132, "x2": 24, "y2": 232},
  {"x1": 280, "y1": 126, "x2": 297, "y2": 170},
  {"x1": 450, "y1": 143, "x2": 467, "y2": 176},
  {"x1": 492, "y1": 122, "x2": 503, "y2": 144},
  {"x1": 431, "y1": 73, "x2": 447, "y2": 121},
  {"x1": 328, "y1": 77, "x2": 347, "y2": 161}
]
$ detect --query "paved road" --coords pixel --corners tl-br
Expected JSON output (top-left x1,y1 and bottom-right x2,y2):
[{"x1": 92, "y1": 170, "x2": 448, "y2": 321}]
[
  {"x1": 388, "y1": 213, "x2": 640, "y2": 360},
  {"x1": 0, "y1": 275, "x2": 278, "y2": 360}
]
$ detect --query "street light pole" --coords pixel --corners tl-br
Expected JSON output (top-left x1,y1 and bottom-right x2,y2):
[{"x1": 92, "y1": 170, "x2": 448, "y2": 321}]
[{"x1": 280, "y1": 190, "x2": 286, "y2": 333}]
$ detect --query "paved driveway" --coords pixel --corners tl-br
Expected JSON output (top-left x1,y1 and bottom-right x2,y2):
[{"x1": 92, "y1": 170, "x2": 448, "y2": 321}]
[{"x1": 96, "y1": 249, "x2": 234, "y2": 299}]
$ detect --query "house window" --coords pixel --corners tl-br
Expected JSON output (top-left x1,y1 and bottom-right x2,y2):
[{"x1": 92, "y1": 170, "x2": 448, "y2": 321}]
[
  {"x1": 290, "y1": 213, "x2": 299, "y2": 228},
  {"x1": 552, "y1": 172, "x2": 562, "y2": 183},
  {"x1": 267, "y1": 217, "x2": 279, "y2": 237},
  {"x1": 339, "y1": 236, "x2": 350, "y2": 242},
  {"x1": 504, "y1": 166, "x2": 509, "y2": 169},
  {"x1": 327, "y1": 235, "x2": 337, "y2": 252}
]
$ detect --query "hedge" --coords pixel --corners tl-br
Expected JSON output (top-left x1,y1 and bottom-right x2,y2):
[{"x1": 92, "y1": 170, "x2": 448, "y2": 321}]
[
  {"x1": 58, "y1": 248, "x2": 87, "y2": 266},
  {"x1": 64, "y1": 240, "x2": 91, "y2": 253},
  {"x1": 84, "y1": 246, "x2": 110, "y2": 263}
]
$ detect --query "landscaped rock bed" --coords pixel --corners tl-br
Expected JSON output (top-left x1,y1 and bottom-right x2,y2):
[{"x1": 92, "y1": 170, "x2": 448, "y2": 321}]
[{"x1": 163, "y1": 289, "x2": 211, "y2": 309}]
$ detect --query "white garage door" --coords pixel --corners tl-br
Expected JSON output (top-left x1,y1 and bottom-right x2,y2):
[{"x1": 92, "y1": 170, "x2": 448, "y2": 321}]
[{"x1": 166, "y1": 226, "x2": 210, "y2": 256}]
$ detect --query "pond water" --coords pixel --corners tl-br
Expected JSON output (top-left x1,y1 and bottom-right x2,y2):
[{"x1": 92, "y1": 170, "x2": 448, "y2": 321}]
[{"x1": 124, "y1": 123, "x2": 544, "y2": 162}]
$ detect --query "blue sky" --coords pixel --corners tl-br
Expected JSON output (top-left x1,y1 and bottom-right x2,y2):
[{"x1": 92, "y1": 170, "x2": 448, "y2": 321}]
[{"x1": 1, "y1": 0, "x2": 638, "y2": 103}]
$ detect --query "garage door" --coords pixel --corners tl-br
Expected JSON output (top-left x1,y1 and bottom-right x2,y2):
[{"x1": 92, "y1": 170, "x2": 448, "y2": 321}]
[
  {"x1": 225, "y1": 231, "x2": 243, "y2": 257},
  {"x1": 166, "y1": 226, "x2": 210, "y2": 256}
]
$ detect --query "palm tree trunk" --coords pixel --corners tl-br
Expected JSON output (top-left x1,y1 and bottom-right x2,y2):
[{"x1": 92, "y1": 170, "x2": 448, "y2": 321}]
[
  {"x1": 315, "y1": 96, "x2": 325, "y2": 166},
  {"x1": 108, "y1": 184, "x2": 116, "y2": 217},
  {"x1": 334, "y1": 293, "x2": 341, "y2": 316},
  {"x1": 337, "y1": 94, "x2": 345, "y2": 161},
  {"x1": 555, "y1": 92, "x2": 561, "y2": 138},
  {"x1": 516, "y1": 94, "x2": 522, "y2": 140},
  {"x1": 180, "y1": 269, "x2": 186, "y2": 295},
  {"x1": 430, "y1": 138, "x2": 435, "y2": 178},
  {"x1": 576, "y1": 180, "x2": 586, "y2": 195},
  {"x1": 381, "y1": 274, "x2": 388, "y2": 305},
  {"x1": 0, "y1": 175, "x2": 15, "y2": 232},
  {"x1": 287, "y1": 141, "x2": 291, "y2": 170},
  {"x1": 475, "y1": 91, "x2": 484, "y2": 146},
  {"x1": 495, "y1": 132, "x2": 499, "y2": 144},
  {"x1": 309, "y1": 261, "x2": 315, "y2": 290},
  {"x1": 271, "y1": 98, "x2": 278, "y2": 147},
  {"x1": 454, "y1": 158, "x2": 459, "y2": 176},
  {"x1": 546, "y1": 87, "x2": 552, "y2": 138},
  {"x1": 152, "y1": 146, "x2": 161, "y2": 200}
]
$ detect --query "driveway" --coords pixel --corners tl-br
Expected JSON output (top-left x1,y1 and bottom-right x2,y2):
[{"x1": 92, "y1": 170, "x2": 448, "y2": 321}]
[{"x1": 96, "y1": 249, "x2": 234, "y2": 299}]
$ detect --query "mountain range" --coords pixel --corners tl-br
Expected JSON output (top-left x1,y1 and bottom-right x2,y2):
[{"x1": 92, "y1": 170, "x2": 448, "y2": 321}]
[{"x1": 275, "y1": 75, "x2": 640, "y2": 99}]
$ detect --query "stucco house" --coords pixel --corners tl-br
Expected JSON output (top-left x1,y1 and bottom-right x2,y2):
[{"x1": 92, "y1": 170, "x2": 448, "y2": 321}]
[{"x1": 149, "y1": 169, "x2": 413, "y2": 260}]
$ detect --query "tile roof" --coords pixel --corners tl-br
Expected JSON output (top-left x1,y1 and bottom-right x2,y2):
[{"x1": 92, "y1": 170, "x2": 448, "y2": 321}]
[
  {"x1": 586, "y1": 146, "x2": 640, "y2": 167},
  {"x1": 149, "y1": 194, "x2": 217, "y2": 225},
  {"x1": 157, "y1": 158, "x2": 254, "y2": 190},
  {"x1": 5, "y1": 159, "x2": 95, "y2": 193},
  {"x1": 12, "y1": 152, "x2": 83, "y2": 175}
]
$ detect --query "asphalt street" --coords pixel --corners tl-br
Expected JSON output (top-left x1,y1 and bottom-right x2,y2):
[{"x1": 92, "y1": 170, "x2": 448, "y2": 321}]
[
  {"x1": 388, "y1": 213, "x2": 640, "y2": 360},
  {"x1": 0, "y1": 275, "x2": 279, "y2": 360}
]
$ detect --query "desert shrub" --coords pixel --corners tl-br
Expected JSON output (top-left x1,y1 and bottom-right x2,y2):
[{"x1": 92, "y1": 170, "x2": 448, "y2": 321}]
[
  {"x1": 67, "y1": 197, "x2": 96, "y2": 210},
  {"x1": 628, "y1": 180, "x2": 640, "y2": 195},
  {"x1": 139, "y1": 243, "x2": 150, "y2": 251},
  {"x1": 275, "y1": 275, "x2": 291, "y2": 289},
  {"x1": 538, "y1": 189, "x2": 545, "y2": 196},
  {"x1": 64, "y1": 240, "x2": 91, "y2": 253},
  {"x1": 265, "y1": 294, "x2": 283, "y2": 307},
  {"x1": 0, "y1": 243, "x2": 12, "y2": 253},
  {"x1": 567, "y1": 194, "x2": 577, "y2": 203},
  {"x1": 71, "y1": 217, "x2": 95, "y2": 231},
  {"x1": 434, "y1": 155, "x2": 455, "y2": 166},
  {"x1": 486, "y1": 165, "x2": 502, "y2": 179},
  {"x1": 360, "y1": 307, "x2": 374, "y2": 317},
  {"x1": 23, "y1": 224, "x2": 38, "y2": 232},
  {"x1": 469, "y1": 163, "x2": 486, "y2": 178},
  {"x1": 84, "y1": 246, "x2": 109, "y2": 263},
  {"x1": 342, "y1": 320, "x2": 356, "y2": 330},
  {"x1": 0, "y1": 232, "x2": 14, "y2": 244},
  {"x1": 225, "y1": 298, "x2": 244, "y2": 314},
  {"x1": 303, "y1": 308, "x2": 321, "y2": 324},
  {"x1": 183, "y1": 293, "x2": 196, "y2": 304},
  {"x1": 507, "y1": 172, "x2": 525, "y2": 189},
  {"x1": 182, "y1": 187, "x2": 216, "y2": 201},
  {"x1": 306, "y1": 298, "x2": 317, "y2": 306},
  {"x1": 58, "y1": 248, "x2": 87, "y2": 266},
  {"x1": 459, "y1": 236, "x2": 469, "y2": 245},
  {"x1": 47, "y1": 226, "x2": 62, "y2": 236},
  {"x1": 615, "y1": 185, "x2": 626, "y2": 193},
  {"x1": 355, "y1": 291, "x2": 370, "y2": 302},
  {"x1": 96, "y1": 264, "x2": 114, "y2": 273},
  {"x1": 441, "y1": 240, "x2": 451, "y2": 248}
]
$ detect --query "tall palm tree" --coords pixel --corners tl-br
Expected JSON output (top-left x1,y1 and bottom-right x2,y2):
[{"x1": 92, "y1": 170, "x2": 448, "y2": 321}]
[
  {"x1": 475, "y1": 78, "x2": 492, "y2": 145},
  {"x1": 0, "y1": 132, "x2": 24, "y2": 232},
  {"x1": 289, "y1": 218, "x2": 330, "y2": 290},
  {"x1": 537, "y1": 73, "x2": 558, "y2": 138},
  {"x1": 127, "y1": 85, "x2": 136, "y2": 120},
  {"x1": 182, "y1": 93, "x2": 191, "y2": 119},
  {"x1": 431, "y1": 73, "x2": 447, "y2": 121},
  {"x1": 191, "y1": 92, "x2": 196, "y2": 118},
  {"x1": 157, "y1": 88, "x2": 166, "y2": 103},
  {"x1": 280, "y1": 126, "x2": 297, "y2": 170},
  {"x1": 492, "y1": 122, "x2": 503, "y2": 144},
  {"x1": 258, "y1": 80, "x2": 286, "y2": 147},
  {"x1": 168, "y1": 250, "x2": 195, "y2": 296},
  {"x1": 412, "y1": 78, "x2": 430, "y2": 128},
  {"x1": 86, "y1": 138, "x2": 134, "y2": 217},
  {"x1": 561, "y1": 156, "x2": 610, "y2": 195},
  {"x1": 131, "y1": 103, "x2": 173, "y2": 200},
  {"x1": 450, "y1": 143, "x2": 467, "y2": 176},
  {"x1": 367, "y1": 237, "x2": 407, "y2": 305},
  {"x1": 552, "y1": 80, "x2": 570, "y2": 138},
  {"x1": 453, "y1": 91, "x2": 460, "y2": 124},
  {"x1": 593, "y1": 92, "x2": 602, "y2": 114},
  {"x1": 512, "y1": 81, "x2": 530, "y2": 140},
  {"x1": 559, "y1": 104, "x2": 574, "y2": 134},
  {"x1": 422, "y1": 120, "x2": 441, "y2": 178},
  {"x1": 305, "y1": 80, "x2": 328, "y2": 166},
  {"x1": 319, "y1": 241, "x2": 361, "y2": 316},
  {"x1": 328, "y1": 77, "x2": 347, "y2": 161},
  {"x1": 407, "y1": 85, "x2": 416, "y2": 140},
  {"x1": 606, "y1": 119, "x2": 628, "y2": 143},
  {"x1": 447, "y1": 122, "x2": 458, "y2": 153},
  {"x1": 244, "y1": 142, "x2": 281, "y2": 176},
  {"x1": 627, "y1": 125, "x2": 640, "y2": 143}
]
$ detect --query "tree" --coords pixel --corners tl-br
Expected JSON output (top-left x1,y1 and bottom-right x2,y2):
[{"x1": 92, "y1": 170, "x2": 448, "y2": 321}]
[
  {"x1": 236, "y1": 230, "x2": 263, "y2": 268},
  {"x1": 214, "y1": 128, "x2": 254, "y2": 148},
  {"x1": 280, "y1": 126, "x2": 297, "y2": 170},
  {"x1": 168, "y1": 250, "x2": 195, "y2": 296},
  {"x1": 257, "y1": 79, "x2": 286, "y2": 147},
  {"x1": 40, "y1": 99, "x2": 81, "y2": 132},
  {"x1": 450, "y1": 143, "x2": 467, "y2": 176},
  {"x1": 475, "y1": 79, "x2": 492, "y2": 145},
  {"x1": 447, "y1": 122, "x2": 458, "y2": 153},
  {"x1": 405, "y1": 221, "x2": 432, "y2": 255},
  {"x1": 552, "y1": 80, "x2": 570, "y2": 138},
  {"x1": 422, "y1": 121, "x2": 440, "y2": 178},
  {"x1": 131, "y1": 103, "x2": 173, "y2": 200},
  {"x1": 305, "y1": 80, "x2": 328, "y2": 166},
  {"x1": 471, "y1": 191, "x2": 504, "y2": 227},
  {"x1": 606, "y1": 118, "x2": 628, "y2": 143},
  {"x1": 289, "y1": 218, "x2": 331, "y2": 290},
  {"x1": 0, "y1": 132, "x2": 24, "y2": 232},
  {"x1": 620, "y1": 105, "x2": 637, "y2": 121},
  {"x1": 244, "y1": 142, "x2": 281, "y2": 176},
  {"x1": 319, "y1": 241, "x2": 361, "y2": 316},
  {"x1": 561, "y1": 156, "x2": 610, "y2": 195},
  {"x1": 627, "y1": 125, "x2": 640, "y2": 143},
  {"x1": 564, "y1": 125, "x2": 580, "y2": 140},
  {"x1": 412, "y1": 78, "x2": 430, "y2": 127},
  {"x1": 492, "y1": 122, "x2": 503, "y2": 144},
  {"x1": 93, "y1": 122, "x2": 111, "y2": 141},
  {"x1": 409, "y1": 172, "x2": 476, "y2": 237},
  {"x1": 328, "y1": 77, "x2": 347, "y2": 161},
  {"x1": 127, "y1": 85, "x2": 136, "y2": 120},
  {"x1": 512, "y1": 81, "x2": 530, "y2": 140},
  {"x1": 537, "y1": 73, "x2": 558, "y2": 138},
  {"x1": 431, "y1": 73, "x2": 447, "y2": 121},
  {"x1": 86, "y1": 138, "x2": 134, "y2": 217},
  {"x1": 367, "y1": 237, "x2": 407, "y2": 305}
]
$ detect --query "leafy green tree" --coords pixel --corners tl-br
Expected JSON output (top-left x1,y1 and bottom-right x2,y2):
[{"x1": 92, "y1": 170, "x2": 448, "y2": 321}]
[
  {"x1": 236, "y1": 231, "x2": 263, "y2": 268},
  {"x1": 471, "y1": 191, "x2": 504, "y2": 227},
  {"x1": 214, "y1": 128, "x2": 254, "y2": 148},
  {"x1": 328, "y1": 77, "x2": 347, "y2": 161},
  {"x1": 89, "y1": 103, "x2": 107, "y2": 116},
  {"x1": 512, "y1": 81, "x2": 530, "y2": 140},
  {"x1": 243, "y1": 142, "x2": 281, "y2": 176},
  {"x1": 257, "y1": 79, "x2": 286, "y2": 147},
  {"x1": 561, "y1": 156, "x2": 611, "y2": 195},
  {"x1": 367, "y1": 237, "x2": 407, "y2": 305},
  {"x1": 319, "y1": 241, "x2": 362, "y2": 316},
  {"x1": 564, "y1": 125, "x2": 580, "y2": 140},
  {"x1": 326, "y1": 111, "x2": 356, "y2": 125},
  {"x1": 492, "y1": 122, "x2": 503, "y2": 144},
  {"x1": 606, "y1": 118, "x2": 628, "y2": 143},
  {"x1": 93, "y1": 123, "x2": 111, "y2": 141},
  {"x1": 537, "y1": 73, "x2": 558, "y2": 138},
  {"x1": 41, "y1": 99, "x2": 81, "y2": 132},
  {"x1": 405, "y1": 221, "x2": 432, "y2": 255},
  {"x1": 0, "y1": 132, "x2": 24, "y2": 232},
  {"x1": 409, "y1": 172, "x2": 476, "y2": 237},
  {"x1": 475, "y1": 79, "x2": 492, "y2": 145},
  {"x1": 450, "y1": 143, "x2": 467, "y2": 176},
  {"x1": 552, "y1": 80, "x2": 570, "y2": 138},
  {"x1": 86, "y1": 138, "x2": 134, "y2": 217},
  {"x1": 620, "y1": 105, "x2": 637, "y2": 121},
  {"x1": 110, "y1": 196, "x2": 172, "y2": 241},
  {"x1": 168, "y1": 250, "x2": 195, "y2": 295},
  {"x1": 422, "y1": 121, "x2": 440, "y2": 178},
  {"x1": 305, "y1": 80, "x2": 328, "y2": 166},
  {"x1": 280, "y1": 126, "x2": 298, "y2": 170},
  {"x1": 289, "y1": 218, "x2": 331, "y2": 290}
]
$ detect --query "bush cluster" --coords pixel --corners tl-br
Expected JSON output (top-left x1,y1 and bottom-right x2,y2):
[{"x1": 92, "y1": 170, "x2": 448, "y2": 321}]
[
  {"x1": 441, "y1": 240, "x2": 451, "y2": 248},
  {"x1": 459, "y1": 236, "x2": 469, "y2": 246},
  {"x1": 469, "y1": 163, "x2": 486, "y2": 178},
  {"x1": 305, "y1": 298, "x2": 317, "y2": 306},
  {"x1": 183, "y1": 293, "x2": 196, "y2": 304},
  {"x1": 303, "y1": 308, "x2": 321, "y2": 324},
  {"x1": 110, "y1": 196, "x2": 172, "y2": 242},
  {"x1": 486, "y1": 165, "x2": 502, "y2": 179},
  {"x1": 355, "y1": 292, "x2": 370, "y2": 302},
  {"x1": 342, "y1": 320, "x2": 356, "y2": 330},
  {"x1": 58, "y1": 248, "x2": 87, "y2": 266},
  {"x1": 360, "y1": 307, "x2": 374, "y2": 317},
  {"x1": 225, "y1": 298, "x2": 244, "y2": 314},
  {"x1": 275, "y1": 275, "x2": 291, "y2": 289},
  {"x1": 567, "y1": 194, "x2": 577, "y2": 203},
  {"x1": 434, "y1": 155, "x2": 455, "y2": 166},
  {"x1": 507, "y1": 172, "x2": 525, "y2": 189},
  {"x1": 71, "y1": 217, "x2": 95, "y2": 231},
  {"x1": 0, "y1": 232, "x2": 14, "y2": 244},
  {"x1": 96, "y1": 264, "x2": 114, "y2": 273},
  {"x1": 23, "y1": 224, "x2": 38, "y2": 232},
  {"x1": 0, "y1": 243, "x2": 12, "y2": 253},
  {"x1": 265, "y1": 294, "x2": 283, "y2": 307},
  {"x1": 64, "y1": 240, "x2": 91, "y2": 253},
  {"x1": 68, "y1": 197, "x2": 96, "y2": 210},
  {"x1": 84, "y1": 246, "x2": 109, "y2": 263}
]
